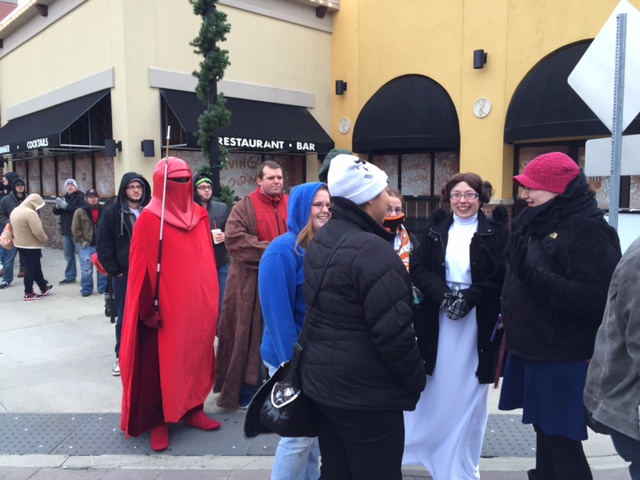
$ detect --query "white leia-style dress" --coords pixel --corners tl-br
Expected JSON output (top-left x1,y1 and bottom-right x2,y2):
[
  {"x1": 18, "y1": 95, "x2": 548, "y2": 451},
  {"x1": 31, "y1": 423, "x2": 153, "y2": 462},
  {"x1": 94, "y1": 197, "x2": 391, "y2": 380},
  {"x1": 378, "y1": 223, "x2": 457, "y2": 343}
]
[{"x1": 403, "y1": 214, "x2": 489, "y2": 480}]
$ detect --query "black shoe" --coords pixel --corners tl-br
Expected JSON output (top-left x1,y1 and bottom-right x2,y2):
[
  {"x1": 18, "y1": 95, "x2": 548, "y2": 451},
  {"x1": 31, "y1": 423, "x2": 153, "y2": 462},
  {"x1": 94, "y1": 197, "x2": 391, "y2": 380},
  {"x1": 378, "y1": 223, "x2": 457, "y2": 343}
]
[
  {"x1": 81, "y1": 292, "x2": 92, "y2": 297},
  {"x1": 0, "y1": 281, "x2": 9, "y2": 289},
  {"x1": 59, "y1": 279, "x2": 76, "y2": 285}
]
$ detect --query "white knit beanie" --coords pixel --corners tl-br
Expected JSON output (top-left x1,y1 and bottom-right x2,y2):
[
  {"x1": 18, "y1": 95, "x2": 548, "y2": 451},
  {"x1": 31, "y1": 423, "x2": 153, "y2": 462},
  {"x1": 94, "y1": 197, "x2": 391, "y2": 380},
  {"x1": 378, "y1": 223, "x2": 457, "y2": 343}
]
[{"x1": 328, "y1": 154, "x2": 388, "y2": 205}]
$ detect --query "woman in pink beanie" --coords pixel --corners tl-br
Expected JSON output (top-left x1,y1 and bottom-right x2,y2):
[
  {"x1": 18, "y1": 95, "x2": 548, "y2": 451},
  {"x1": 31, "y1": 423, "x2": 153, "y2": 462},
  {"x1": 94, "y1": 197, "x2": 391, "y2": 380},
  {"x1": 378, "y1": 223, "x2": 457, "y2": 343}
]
[{"x1": 499, "y1": 152, "x2": 621, "y2": 480}]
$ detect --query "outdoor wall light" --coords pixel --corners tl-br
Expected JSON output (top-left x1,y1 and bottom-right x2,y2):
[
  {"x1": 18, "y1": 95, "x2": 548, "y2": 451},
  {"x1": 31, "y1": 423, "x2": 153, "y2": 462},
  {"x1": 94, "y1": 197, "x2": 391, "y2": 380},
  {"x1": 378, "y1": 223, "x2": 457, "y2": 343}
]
[
  {"x1": 335, "y1": 80, "x2": 348, "y2": 95},
  {"x1": 473, "y1": 49, "x2": 487, "y2": 69},
  {"x1": 141, "y1": 139, "x2": 155, "y2": 157},
  {"x1": 104, "y1": 139, "x2": 122, "y2": 157}
]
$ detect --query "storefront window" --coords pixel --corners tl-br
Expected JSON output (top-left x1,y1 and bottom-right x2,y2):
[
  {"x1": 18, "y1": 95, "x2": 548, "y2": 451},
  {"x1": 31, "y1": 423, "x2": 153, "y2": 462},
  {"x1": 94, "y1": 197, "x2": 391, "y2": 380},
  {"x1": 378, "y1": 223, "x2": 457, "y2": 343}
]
[
  {"x1": 374, "y1": 155, "x2": 400, "y2": 190},
  {"x1": 74, "y1": 153, "x2": 94, "y2": 193},
  {"x1": 42, "y1": 158, "x2": 56, "y2": 197},
  {"x1": 10, "y1": 152, "x2": 115, "y2": 198},
  {"x1": 401, "y1": 154, "x2": 430, "y2": 196},
  {"x1": 27, "y1": 159, "x2": 41, "y2": 194},
  {"x1": 94, "y1": 152, "x2": 115, "y2": 198},
  {"x1": 434, "y1": 152, "x2": 460, "y2": 192}
]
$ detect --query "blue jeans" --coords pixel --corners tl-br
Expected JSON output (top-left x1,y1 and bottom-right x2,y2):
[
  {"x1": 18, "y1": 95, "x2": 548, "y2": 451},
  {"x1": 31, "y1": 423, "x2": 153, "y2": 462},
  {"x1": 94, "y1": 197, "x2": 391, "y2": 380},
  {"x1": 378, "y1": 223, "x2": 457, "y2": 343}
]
[
  {"x1": 113, "y1": 273, "x2": 128, "y2": 358},
  {"x1": 1, "y1": 245, "x2": 17, "y2": 285},
  {"x1": 265, "y1": 362, "x2": 321, "y2": 480},
  {"x1": 611, "y1": 429, "x2": 640, "y2": 480},
  {"x1": 217, "y1": 263, "x2": 229, "y2": 319},
  {"x1": 62, "y1": 235, "x2": 78, "y2": 281},
  {"x1": 79, "y1": 245, "x2": 107, "y2": 294}
]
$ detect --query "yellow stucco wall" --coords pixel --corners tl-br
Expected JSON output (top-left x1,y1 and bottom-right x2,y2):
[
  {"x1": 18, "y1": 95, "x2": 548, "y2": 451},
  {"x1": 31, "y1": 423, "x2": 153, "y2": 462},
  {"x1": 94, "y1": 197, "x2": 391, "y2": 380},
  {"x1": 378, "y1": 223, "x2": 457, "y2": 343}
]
[
  {"x1": 0, "y1": 0, "x2": 112, "y2": 105},
  {"x1": 332, "y1": 0, "x2": 640, "y2": 199}
]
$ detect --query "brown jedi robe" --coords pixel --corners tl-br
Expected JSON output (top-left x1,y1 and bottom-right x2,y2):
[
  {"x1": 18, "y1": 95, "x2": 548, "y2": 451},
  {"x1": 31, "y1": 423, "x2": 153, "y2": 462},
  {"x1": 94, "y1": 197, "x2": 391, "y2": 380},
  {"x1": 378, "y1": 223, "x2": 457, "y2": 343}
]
[{"x1": 213, "y1": 196, "x2": 268, "y2": 409}]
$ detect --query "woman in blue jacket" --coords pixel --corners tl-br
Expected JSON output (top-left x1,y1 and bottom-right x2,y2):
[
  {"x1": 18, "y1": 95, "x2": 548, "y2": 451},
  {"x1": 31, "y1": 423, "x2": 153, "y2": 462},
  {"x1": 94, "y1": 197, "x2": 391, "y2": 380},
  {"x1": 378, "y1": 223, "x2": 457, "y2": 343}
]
[{"x1": 259, "y1": 182, "x2": 331, "y2": 480}]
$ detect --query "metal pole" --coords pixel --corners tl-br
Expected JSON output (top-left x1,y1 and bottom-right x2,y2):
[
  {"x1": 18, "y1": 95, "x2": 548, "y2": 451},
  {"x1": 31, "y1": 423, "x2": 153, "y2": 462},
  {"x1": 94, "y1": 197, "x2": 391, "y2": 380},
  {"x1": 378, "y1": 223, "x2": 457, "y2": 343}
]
[{"x1": 609, "y1": 13, "x2": 626, "y2": 230}]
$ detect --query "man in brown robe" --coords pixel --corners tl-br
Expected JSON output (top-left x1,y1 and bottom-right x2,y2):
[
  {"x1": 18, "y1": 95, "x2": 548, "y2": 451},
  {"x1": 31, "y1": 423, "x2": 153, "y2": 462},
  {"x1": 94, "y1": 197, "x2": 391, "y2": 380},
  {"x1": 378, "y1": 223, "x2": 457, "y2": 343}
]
[{"x1": 214, "y1": 160, "x2": 288, "y2": 409}]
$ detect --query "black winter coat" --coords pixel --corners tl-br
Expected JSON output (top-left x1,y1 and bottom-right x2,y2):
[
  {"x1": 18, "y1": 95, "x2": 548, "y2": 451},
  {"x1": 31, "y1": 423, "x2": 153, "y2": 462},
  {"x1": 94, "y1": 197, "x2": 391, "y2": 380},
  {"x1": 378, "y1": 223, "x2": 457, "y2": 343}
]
[
  {"x1": 411, "y1": 208, "x2": 509, "y2": 383},
  {"x1": 502, "y1": 179, "x2": 621, "y2": 362},
  {"x1": 300, "y1": 197, "x2": 426, "y2": 411},
  {"x1": 53, "y1": 191, "x2": 85, "y2": 236},
  {"x1": 96, "y1": 173, "x2": 151, "y2": 277}
]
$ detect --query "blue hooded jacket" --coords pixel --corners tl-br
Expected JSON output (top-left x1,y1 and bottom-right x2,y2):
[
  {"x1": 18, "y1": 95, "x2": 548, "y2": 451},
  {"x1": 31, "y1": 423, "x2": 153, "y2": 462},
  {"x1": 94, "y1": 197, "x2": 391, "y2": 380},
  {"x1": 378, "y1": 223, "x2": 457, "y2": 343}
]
[{"x1": 259, "y1": 182, "x2": 326, "y2": 368}]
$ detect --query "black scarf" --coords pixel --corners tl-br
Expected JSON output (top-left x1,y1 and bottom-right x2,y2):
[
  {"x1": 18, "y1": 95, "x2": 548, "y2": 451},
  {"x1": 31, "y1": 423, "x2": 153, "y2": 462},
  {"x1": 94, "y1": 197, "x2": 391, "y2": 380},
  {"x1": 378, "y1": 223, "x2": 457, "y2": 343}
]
[{"x1": 513, "y1": 172, "x2": 604, "y2": 236}]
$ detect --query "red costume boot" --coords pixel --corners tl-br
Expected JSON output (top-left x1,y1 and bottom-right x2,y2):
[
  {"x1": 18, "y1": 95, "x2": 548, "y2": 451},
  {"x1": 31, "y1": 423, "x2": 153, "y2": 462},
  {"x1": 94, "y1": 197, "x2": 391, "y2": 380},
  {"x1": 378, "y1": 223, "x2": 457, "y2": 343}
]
[
  {"x1": 184, "y1": 409, "x2": 221, "y2": 431},
  {"x1": 150, "y1": 424, "x2": 169, "y2": 451}
]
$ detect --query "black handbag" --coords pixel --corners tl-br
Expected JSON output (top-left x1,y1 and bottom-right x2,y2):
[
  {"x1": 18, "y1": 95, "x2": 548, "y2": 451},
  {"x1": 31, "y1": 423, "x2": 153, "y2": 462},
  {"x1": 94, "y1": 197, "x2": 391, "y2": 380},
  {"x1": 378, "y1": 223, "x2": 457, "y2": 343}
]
[{"x1": 244, "y1": 229, "x2": 357, "y2": 438}]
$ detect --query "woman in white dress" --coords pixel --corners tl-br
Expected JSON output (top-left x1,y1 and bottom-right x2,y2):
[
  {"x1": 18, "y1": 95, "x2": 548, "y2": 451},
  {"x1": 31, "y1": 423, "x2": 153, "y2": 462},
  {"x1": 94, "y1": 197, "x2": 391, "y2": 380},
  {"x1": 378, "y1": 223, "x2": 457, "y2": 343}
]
[{"x1": 405, "y1": 173, "x2": 508, "y2": 479}]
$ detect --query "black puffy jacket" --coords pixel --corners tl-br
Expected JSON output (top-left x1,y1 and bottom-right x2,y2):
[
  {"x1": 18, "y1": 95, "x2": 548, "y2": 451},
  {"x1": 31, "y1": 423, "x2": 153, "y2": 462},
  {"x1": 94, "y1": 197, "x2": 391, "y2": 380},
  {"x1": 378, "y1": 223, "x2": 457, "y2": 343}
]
[
  {"x1": 300, "y1": 197, "x2": 426, "y2": 412},
  {"x1": 411, "y1": 207, "x2": 509, "y2": 383}
]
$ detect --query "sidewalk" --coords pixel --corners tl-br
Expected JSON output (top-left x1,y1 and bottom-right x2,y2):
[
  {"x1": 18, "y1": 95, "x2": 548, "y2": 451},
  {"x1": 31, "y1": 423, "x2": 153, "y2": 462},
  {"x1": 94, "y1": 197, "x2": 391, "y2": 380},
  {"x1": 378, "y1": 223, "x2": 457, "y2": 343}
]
[{"x1": 0, "y1": 248, "x2": 630, "y2": 479}]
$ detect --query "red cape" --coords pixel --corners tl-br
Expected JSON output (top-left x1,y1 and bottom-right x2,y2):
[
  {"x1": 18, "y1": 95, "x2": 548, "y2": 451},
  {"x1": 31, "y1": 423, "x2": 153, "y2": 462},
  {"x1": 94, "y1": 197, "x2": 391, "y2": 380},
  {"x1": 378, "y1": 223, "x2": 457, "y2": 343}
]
[{"x1": 120, "y1": 208, "x2": 218, "y2": 436}]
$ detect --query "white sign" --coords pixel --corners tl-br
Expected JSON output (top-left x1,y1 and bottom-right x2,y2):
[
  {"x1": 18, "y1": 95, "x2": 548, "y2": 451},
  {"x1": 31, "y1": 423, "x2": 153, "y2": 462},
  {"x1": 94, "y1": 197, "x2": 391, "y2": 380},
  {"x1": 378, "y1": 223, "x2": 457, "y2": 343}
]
[
  {"x1": 568, "y1": 0, "x2": 640, "y2": 132},
  {"x1": 585, "y1": 134, "x2": 640, "y2": 175}
]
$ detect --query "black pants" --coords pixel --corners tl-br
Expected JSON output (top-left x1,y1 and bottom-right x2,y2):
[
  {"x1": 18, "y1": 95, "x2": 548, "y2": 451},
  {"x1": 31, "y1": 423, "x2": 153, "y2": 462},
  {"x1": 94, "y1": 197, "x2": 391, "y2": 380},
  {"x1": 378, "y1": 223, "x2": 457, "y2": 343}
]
[
  {"x1": 533, "y1": 424, "x2": 592, "y2": 480},
  {"x1": 18, "y1": 248, "x2": 47, "y2": 294},
  {"x1": 314, "y1": 402, "x2": 404, "y2": 480}
]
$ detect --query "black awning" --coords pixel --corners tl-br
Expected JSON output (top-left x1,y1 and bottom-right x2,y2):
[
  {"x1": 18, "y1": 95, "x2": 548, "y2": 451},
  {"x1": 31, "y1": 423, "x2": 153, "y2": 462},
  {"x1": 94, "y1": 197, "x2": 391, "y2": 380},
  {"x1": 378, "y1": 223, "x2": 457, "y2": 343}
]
[
  {"x1": 352, "y1": 75, "x2": 460, "y2": 153},
  {"x1": 505, "y1": 41, "x2": 640, "y2": 143},
  {"x1": 160, "y1": 89, "x2": 334, "y2": 154},
  {"x1": 0, "y1": 90, "x2": 110, "y2": 156}
]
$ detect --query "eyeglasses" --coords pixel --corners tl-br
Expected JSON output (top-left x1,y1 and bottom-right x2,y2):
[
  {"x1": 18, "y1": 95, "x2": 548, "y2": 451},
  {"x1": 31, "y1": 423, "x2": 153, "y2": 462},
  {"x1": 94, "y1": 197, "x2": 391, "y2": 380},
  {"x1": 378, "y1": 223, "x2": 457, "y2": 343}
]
[
  {"x1": 197, "y1": 185, "x2": 212, "y2": 191},
  {"x1": 450, "y1": 192, "x2": 479, "y2": 201},
  {"x1": 386, "y1": 207, "x2": 403, "y2": 215},
  {"x1": 311, "y1": 202, "x2": 332, "y2": 209},
  {"x1": 126, "y1": 185, "x2": 143, "y2": 191}
]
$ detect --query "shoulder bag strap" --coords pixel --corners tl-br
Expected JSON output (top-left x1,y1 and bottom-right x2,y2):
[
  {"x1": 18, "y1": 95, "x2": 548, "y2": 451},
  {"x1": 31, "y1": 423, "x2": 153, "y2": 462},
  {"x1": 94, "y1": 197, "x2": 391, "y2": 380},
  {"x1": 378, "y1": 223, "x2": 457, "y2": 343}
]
[{"x1": 291, "y1": 228, "x2": 358, "y2": 364}]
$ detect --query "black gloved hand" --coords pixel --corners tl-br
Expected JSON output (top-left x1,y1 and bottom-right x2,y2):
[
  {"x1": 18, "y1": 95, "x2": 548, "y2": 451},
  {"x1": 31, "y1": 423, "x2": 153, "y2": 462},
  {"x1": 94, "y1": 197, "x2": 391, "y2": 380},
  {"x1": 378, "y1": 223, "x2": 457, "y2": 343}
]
[
  {"x1": 509, "y1": 233, "x2": 531, "y2": 284},
  {"x1": 470, "y1": 233, "x2": 496, "y2": 277},
  {"x1": 441, "y1": 291, "x2": 471, "y2": 320}
]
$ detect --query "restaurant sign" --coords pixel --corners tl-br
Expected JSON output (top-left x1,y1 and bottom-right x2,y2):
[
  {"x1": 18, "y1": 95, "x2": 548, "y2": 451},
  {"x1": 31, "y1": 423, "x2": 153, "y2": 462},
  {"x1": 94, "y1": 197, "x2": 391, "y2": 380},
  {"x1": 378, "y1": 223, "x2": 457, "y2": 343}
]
[{"x1": 218, "y1": 136, "x2": 316, "y2": 152}]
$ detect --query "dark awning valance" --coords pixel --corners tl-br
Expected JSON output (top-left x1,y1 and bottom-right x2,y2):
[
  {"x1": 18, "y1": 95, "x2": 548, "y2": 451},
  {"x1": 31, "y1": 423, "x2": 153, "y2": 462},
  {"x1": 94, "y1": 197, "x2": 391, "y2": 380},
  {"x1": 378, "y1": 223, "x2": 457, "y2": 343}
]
[
  {"x1": 352, "y1": 75, "x2": 460, "y2": 153},
  {"x1": 505, "y1": 41, "x2": 640, "y2": 143},
  {"x1": 0, "y1": 90, "x2": 111, "y2": 156},
  {"x1": 160, "y1": 89, "x2": 334, "y2": 154}
]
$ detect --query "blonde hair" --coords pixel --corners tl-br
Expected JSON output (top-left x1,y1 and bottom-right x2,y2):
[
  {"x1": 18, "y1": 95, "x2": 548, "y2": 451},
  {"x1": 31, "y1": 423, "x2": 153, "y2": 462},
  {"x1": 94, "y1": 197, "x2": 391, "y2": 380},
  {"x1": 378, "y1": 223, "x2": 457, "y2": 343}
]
[{"x1": 296, "y1": 185, "x2": 329, "y2": 253}]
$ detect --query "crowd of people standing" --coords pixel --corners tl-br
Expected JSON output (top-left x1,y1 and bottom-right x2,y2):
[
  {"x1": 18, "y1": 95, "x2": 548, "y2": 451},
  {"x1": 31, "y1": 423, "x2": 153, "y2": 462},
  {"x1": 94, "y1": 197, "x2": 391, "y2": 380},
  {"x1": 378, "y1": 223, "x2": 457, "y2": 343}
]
[{"x1": 1, "y1": 148, "x2": 637, "y2": 479}]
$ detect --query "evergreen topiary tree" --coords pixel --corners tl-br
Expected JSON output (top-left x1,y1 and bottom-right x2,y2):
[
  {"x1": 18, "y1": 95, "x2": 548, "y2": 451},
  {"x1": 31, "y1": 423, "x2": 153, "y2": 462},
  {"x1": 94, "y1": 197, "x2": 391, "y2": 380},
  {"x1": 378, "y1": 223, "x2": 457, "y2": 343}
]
[{"x1": 190, "y1": 0, "x2": 232, "y2": 196}]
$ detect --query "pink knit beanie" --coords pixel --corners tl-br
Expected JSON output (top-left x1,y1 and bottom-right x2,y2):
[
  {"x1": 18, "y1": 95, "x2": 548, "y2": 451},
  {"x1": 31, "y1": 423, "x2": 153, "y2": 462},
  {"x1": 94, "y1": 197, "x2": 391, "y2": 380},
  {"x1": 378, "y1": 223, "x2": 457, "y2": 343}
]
[{"x1": 513, "y1": 152, "x2": 580, "y2": 194}]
